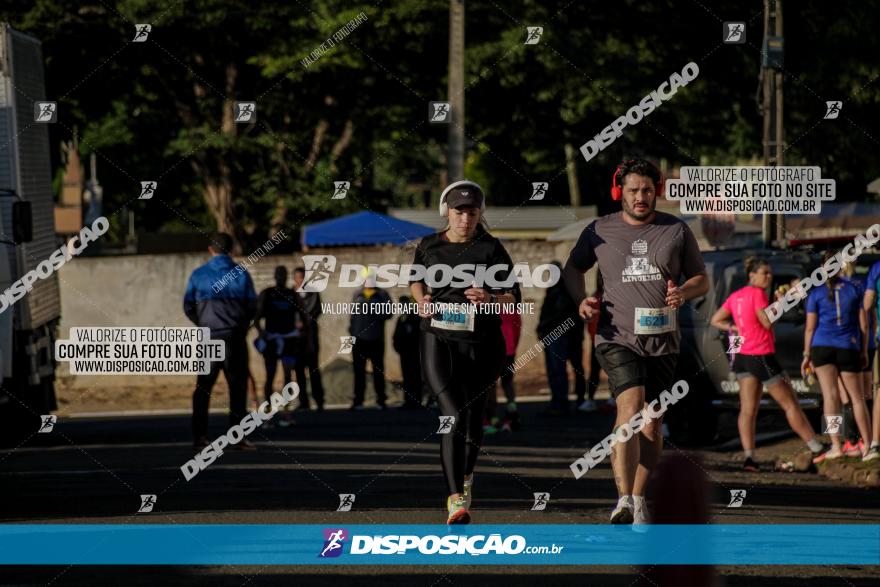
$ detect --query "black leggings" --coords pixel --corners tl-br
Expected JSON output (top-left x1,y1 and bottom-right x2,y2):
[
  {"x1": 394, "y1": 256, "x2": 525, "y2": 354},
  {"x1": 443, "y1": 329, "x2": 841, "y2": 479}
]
[{"x1": 420, "y1": 329, "x2": 505, "y2": 495}]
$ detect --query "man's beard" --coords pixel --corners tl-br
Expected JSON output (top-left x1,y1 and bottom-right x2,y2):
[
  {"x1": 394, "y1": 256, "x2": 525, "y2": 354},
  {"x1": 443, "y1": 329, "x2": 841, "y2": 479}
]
[{"x1": 624, "y1": 199, "x2": 655, "y2": 220}]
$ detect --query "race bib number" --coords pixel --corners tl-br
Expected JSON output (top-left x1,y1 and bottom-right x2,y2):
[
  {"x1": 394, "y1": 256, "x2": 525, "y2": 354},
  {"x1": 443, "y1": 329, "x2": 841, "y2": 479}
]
[
  {"x1": 634, "y1": 307, "x2": 676, "y2": 335},
  {"x1": 431, "y1": 309, "x2": 475, "y2": 332}
]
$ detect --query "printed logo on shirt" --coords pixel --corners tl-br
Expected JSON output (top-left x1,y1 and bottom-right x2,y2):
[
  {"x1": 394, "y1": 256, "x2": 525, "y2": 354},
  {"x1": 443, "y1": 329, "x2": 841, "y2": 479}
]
[
  {"x1": 621, "y1": 240, "x2": 662, "y2": 283},
  {"x1": 622, "y1": 257, "x2": 662, "y2": 283},
  {"x1": 631, "y1": 239, "x2": 648, "y2": 255}
]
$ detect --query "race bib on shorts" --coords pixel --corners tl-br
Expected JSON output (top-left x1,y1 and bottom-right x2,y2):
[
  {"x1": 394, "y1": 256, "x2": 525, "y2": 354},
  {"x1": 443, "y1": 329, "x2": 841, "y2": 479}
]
[
  {"x1": 431, "y1": 308, "x2": 475, "y2": 332},
  {"x1": 634, "y1": 307, "x2": 676, "y2": 335}
]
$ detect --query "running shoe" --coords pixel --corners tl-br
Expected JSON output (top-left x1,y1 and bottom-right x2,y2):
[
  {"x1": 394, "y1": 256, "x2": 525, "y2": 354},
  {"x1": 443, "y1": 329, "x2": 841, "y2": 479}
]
[
  {"x1": 863, "y1": 446, "x2": 880, "y2": 462},
  {"x1": 812, "y1": 447, "x2": 845, "y2": 464},
  {"x1": 742, "y1": 457, "x2": 760, "y2": 472},
  {"x1": 463, "y1": 474, "x2": 474, "y2": 510},
  {"x1": 843, "y1": 439, "x2": 865, "y2": 458},
  {"x1": 447, "y1": 496, "x2": 471, "y2": 525},
  {"x1": 632, "y1": 497, "x2": 650, "y2": 527},
  {"x1": 578, "y1": 399, "x2": 598, "y2": 412},
  {"x1": 610, "y1": 496, "x2": 634, "y2": 524}
]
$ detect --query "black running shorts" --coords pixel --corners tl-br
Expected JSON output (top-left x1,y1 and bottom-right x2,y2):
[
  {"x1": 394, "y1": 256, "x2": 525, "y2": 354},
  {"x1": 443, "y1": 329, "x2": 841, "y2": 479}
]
[
  {"x1": 732, "y1": 353, "x2": 786, "y2": 385},
  {"x1": 594, "y1": 343, "x2": 678, "y2": 402},
  {"x1": 811, "y1": 346, "x2": 862, "y2": 373}
]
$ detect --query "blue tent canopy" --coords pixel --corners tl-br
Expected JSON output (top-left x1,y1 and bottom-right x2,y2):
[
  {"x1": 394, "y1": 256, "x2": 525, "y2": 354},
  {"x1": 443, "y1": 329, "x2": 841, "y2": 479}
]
[{"x1": 302, "y1": 210, "x2": 436, "y2": 247}]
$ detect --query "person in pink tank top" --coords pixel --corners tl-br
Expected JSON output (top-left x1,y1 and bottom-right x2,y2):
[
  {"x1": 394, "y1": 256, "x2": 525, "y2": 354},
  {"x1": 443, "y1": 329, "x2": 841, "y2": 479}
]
[{"x1": 711, "y1": 257, "x2": 824, "y2": 471}]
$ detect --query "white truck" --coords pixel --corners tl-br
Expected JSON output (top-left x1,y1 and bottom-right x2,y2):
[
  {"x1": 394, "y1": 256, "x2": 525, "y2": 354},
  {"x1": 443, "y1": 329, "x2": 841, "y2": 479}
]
[{"x1": 0, "y1": 24, "x2": 61, "y2": 441}]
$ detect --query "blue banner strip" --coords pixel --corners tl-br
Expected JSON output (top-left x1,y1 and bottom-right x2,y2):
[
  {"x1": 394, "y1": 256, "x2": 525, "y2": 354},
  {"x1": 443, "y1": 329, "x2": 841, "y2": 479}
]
[{"x1": 0, "y1": 525, "x2": 877, "y2": 565}]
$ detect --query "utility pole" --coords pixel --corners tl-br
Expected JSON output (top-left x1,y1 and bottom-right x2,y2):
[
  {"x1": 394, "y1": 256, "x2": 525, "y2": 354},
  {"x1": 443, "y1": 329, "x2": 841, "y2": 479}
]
[
  {"x1": 761, "y1": 0, "x2": 785, "y2": 247},
  {"x1": 447, "y1": 0, "x2": 465, "y2": 182}
]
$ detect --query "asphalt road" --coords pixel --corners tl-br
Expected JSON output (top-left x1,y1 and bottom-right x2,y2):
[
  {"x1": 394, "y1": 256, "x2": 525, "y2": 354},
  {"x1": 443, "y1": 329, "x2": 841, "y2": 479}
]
[{"x1": 1, "y1": 402, "x2": 878, "y2": 586}]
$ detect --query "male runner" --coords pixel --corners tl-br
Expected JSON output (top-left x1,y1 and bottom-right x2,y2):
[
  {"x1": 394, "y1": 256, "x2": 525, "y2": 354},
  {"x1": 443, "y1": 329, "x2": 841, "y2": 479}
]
[{"x1": 563, "y1": 158, "x2": 708, "y2": 524}]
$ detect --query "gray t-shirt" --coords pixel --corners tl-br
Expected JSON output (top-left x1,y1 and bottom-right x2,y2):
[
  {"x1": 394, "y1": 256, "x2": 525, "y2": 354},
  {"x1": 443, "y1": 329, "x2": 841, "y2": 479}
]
[{"x1": 567, "y1": 211, "x2": 705, "y2": 356}]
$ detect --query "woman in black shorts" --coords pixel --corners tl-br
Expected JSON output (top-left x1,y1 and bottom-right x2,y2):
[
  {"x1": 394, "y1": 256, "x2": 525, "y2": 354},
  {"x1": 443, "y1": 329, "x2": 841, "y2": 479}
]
[
  {"x1": 410, "y1": 180, "x2": 521, "y2": 524},
  {"x1": 710, "y1": 257, "x2": 823, "y2": 471},
  {"x1": 802, "y1": 251, "x2": 872, "y2": 462}
]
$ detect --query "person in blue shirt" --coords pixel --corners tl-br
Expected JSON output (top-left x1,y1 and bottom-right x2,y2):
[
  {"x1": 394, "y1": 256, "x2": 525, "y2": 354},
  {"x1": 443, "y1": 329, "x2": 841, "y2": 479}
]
[
  {"x1": 861, "y1": 259, "x2": 880, "y2": 461},
  {"x1": 184, "y1": 232, "x2": 258, "y2": 449},
  {"x1": 837, "y1": 266, "x2": 876, "y2": 450},
  {"x1": 802, "y1": 251, "x2": 872, "y2": 462}
]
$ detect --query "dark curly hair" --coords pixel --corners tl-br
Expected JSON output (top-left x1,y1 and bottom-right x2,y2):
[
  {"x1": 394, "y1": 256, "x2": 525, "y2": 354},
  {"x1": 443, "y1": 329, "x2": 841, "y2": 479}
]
[{"x1": 614, "y1": 158, "x2": 662, "y2": 189}]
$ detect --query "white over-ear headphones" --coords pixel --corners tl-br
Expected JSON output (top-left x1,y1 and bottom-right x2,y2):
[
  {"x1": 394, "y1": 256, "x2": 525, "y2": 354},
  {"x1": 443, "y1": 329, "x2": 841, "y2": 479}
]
[{"x1": 438, "y1": 180, "x2": 486, "y2": 218}]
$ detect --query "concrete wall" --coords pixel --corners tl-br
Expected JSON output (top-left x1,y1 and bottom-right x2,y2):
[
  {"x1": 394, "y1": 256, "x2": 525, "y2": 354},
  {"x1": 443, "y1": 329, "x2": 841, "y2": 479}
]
[{"x1": 56, "y1": 239, "x2": 597, "y2": 401}]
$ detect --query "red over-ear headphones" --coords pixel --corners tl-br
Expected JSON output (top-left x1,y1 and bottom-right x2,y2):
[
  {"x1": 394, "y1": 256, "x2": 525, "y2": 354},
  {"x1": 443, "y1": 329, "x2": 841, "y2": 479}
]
[{"x1": 610, "y1": 159, "x2": 665, "y2": 200}]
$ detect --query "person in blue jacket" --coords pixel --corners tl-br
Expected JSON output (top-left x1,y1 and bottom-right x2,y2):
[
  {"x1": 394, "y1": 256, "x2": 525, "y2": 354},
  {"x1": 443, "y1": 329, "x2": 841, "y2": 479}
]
[{"x1": 184, "y1": 232, "x2": 258, "y2": 449}]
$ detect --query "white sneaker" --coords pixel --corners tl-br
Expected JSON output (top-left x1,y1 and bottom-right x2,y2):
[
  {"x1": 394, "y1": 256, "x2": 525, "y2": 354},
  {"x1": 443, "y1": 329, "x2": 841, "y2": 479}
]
[
  {"x1": 578, "y1": 400, "x2": 598, "y2": 412},
  {"x1": 610, "y1": 496, "x2": 634, "y2": 524},
  {"x1": 633, "y1": 497, "x2": 649, "y2": 525},
  {"x1": 863, "y1": 447, "x2": 880, "y2": 462}
]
